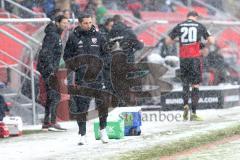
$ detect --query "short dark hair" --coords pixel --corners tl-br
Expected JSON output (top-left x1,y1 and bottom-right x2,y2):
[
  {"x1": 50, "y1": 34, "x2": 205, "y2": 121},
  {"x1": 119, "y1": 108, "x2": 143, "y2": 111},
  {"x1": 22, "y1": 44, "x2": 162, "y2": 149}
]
[
  {"x1": 187, "y1": 11, "x2": 199, "y2": 17},
  {"x1": 104, "y1": 17, "x2": 113, "y2": 26},
  {"x1": 112, "y1": 14, "x2": 123, "y2": 23},
  {"x1": 54, "y1": 15, "x2": 68, "y2": 23},
  {"x1": 78, "y1": 13, "x2": 92, "y2": 23}
]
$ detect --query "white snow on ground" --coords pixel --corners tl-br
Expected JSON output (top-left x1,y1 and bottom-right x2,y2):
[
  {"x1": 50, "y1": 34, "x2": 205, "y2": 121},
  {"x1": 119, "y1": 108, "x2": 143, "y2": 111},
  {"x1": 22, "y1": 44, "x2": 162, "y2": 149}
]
[{"x1": 1, "y1": 106, "x2": 240, "y2": 160}]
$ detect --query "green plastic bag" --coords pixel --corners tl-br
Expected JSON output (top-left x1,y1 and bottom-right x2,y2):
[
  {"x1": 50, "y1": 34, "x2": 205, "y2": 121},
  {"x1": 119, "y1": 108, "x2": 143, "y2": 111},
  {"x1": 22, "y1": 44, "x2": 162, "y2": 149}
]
[{"x1": 94, "y1": 116, "x2": 124, "y2": 140}]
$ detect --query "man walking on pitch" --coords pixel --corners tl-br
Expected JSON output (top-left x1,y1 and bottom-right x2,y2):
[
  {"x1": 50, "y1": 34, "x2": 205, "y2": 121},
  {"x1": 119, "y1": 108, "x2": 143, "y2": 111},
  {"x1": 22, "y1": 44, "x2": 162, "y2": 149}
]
[{"x1": 165, "y1": 11, "x2": 215, "y2": 121}]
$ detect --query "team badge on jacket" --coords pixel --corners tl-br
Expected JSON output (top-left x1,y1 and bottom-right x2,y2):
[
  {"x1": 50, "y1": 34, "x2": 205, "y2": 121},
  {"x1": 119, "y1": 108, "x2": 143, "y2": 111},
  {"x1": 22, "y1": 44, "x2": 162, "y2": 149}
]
[
  {"x1": 92, "y1": 38, "x2": 97, "y2": 44},
  {"x1": 78, "y1": 40, "x2": 83, "y2": 45}
]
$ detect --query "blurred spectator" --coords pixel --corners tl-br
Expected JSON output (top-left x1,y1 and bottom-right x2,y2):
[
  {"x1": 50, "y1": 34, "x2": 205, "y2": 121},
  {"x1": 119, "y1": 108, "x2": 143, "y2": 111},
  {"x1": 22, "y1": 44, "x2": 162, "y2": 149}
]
[
  {"x1": 18, "y1": 0, "x2": 35, "y2": 9},
  {"x1": 202, "y1": 45, "x2": 227, "y2": 85},
  {"x1": 127, "y1": 0, "x2": 143, "y2": 19},
  {"x1": 102, "y1": 0, "x2": 118, "y2": 10},
  {"x1": 62, "y1": 9, "x2": 71, "y2": 18},
  {"x1": 42, "y1": 0, "x2": 56, "y2": 18},
  {"x1": 9, "y1": 0, "x2": 37, "y2": 17},
  {"x1": 99, "y1": 17, "x2": 114, "y2": 40},
  {"x1": 85, "y1": 0, "x2": 97, "y2": 15},
  {"x1": 96, "y1": 6, "x2": 108, "y2": 25},
  {"x1": 95, "y1": 0, "x2": 108, "y2": 25},
  {"x1": 42, "y1": 0, "x2": 81, "y2": 19},
  {"x1": 110, "y1": 14, "x2": 144, "y2": 62},
  {"x1": 143, "y1": 0, "x2": 156, "y2": 11},
  {"x1": 99, "y1": 17, "x2": 114, "y2": 98},
  {"x1": 70, "y1": 0, "x2": 81, "y2": 17},
  {"x1": 156, "y1": 38, "x2": 178, "y2": 57},
  {"x1": 153, "y1": 0, "x2": 174, "y2": 12},
  {"x1": 55, "y1": 0, "x2": 71, "y2": 12},
  {"x1": 127, "y1": 0, "x2": 142, "y2": 11},
  {"x1": 109, "y1": 15, "x2": 144, "y2": 105},
  {"x1": 61, "y1": 9, "x2": 77, "y2": 51},
  {"x1": 20, "y1": 0, "x2": 36, "y2": 9},
  {"x1": 0, "y1": 94, "x2": 9, "y2": 121},
  {"x1": 48, "y1": 8, "x2": 63, "y2": 20}
]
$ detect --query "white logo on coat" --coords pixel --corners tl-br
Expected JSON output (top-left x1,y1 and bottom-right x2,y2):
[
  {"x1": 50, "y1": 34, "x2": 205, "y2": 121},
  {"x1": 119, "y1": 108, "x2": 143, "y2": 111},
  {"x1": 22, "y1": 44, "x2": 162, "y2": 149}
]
[
  {"x1": 59, "y1": 39, "x2": 62, "y2": 46},
  {"x1": 92, "y1": 38, "x2": 97, "y2": 44},
  {"x1": 78, "y1": 40, "x2": 83, "y2": 45}
]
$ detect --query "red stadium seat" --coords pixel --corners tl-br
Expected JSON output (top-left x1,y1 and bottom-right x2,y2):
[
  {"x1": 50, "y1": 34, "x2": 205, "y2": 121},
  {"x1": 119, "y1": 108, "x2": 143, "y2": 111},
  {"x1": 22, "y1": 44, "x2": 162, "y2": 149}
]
[
  {"x1": 0, "y1": 16, "x2": 40, "y2": 65},
  {"x1": 175, "y1": 6, "x2": 209, "y2": 17}
]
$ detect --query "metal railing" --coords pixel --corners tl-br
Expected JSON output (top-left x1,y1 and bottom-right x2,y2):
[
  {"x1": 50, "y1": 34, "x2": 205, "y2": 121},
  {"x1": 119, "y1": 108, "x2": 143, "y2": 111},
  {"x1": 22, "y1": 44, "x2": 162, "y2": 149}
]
[
  {"x1": 0, "y1": 0, "x2": 45, "y2": 18},
  {"x1": 0, "y1": 59, "x2": 31, "y2": 80},
  {"x1": 6, "y1": 24, "x2": 42, "y2": 46},
  {"x1": 0, "y1": 49, "x2": 40, "y2": 76},
  {"x1": 0, "y1": 28, "x2": 37, "y2": 124},
  {"x1": 0, "y1": 17, "x2": 50, "y2": 24}
]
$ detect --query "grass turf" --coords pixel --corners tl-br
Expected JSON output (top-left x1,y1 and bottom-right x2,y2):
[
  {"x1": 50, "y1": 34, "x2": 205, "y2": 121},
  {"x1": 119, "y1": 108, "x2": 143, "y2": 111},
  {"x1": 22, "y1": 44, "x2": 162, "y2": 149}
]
[{"x1": 116, "y1": 124, "x2": 240, "y2": 160}]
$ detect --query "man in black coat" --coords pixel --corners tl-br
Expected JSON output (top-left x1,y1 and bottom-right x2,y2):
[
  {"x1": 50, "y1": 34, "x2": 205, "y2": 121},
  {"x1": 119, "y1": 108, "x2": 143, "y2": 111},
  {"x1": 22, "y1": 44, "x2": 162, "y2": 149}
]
[
  {"x1": 98, "y1": 17, "x2": 114, "y2": 41},
  {"x1": 109, "y1": 14, "x2": 144, "y2": 63},
  {"x1": 99, "y1": 17, "x2": 115, "y2": 97},
  {"x1": 108, "y1": 15, "x2": 144, "y2": 105},
  {"x1": 64, "y1": 14, "x2": 110, "y2": 145},
  {"x1": 37, "y1": 15, "x2": 69, "y2": 131}
]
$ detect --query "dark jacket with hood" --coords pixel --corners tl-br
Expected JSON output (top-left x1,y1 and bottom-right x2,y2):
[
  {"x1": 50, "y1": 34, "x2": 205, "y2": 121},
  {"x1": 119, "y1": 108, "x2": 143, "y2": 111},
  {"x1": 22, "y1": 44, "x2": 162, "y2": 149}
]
[
  {"x1": 108, "y1": 21, "x2": 144, "y2": 62},
  {"x1": 99, "y1": 25, "x2": 110, "y2": 41},
  {"x1": 63, "y1": 25, "x2": 107, "y2": 87},
  {"x1": 37, "y1": 22, "x2": 63, "y2": 79}
]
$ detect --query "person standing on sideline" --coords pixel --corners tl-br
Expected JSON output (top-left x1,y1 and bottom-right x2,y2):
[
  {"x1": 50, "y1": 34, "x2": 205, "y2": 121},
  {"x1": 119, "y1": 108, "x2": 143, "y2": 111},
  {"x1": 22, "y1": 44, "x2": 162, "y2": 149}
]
[
  {"x1": 64, "y1": 14, "x2": 109, "y2": 145},
  {"x1": 98, "y1": 17, "x2": 114, "y2": 41},
  {"x1": 109, "y1": 14, "x2": 144, "y2": 63},
  {"x1": 37, "y1": 15, "x2": 69, "y2": 131},
  {"x1": 108, "y1": 14, "x2": 144, "y2": 106},
  {"x1": 165, "y1": 11, "x2": 215, "y2": 121}
]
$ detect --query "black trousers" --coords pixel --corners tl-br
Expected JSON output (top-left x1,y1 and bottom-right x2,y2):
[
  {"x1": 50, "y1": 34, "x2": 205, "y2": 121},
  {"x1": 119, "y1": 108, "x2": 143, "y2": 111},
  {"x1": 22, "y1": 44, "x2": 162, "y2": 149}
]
[
  {"x1": 72, "y1": 96, "x2": 108, "y2": 135},
  {"x1": 43, "y1": 77, "x2": 60, "y2": 124},
  {"x1": 180, "y1": 58, "x2": 202, "y2": 84}
]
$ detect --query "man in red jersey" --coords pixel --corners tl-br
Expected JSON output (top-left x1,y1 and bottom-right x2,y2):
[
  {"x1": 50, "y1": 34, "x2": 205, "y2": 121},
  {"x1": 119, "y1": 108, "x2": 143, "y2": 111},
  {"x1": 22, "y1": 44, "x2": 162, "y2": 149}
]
[{"x1": 165, "y1": 11, "x2": 215, "y2": 121}]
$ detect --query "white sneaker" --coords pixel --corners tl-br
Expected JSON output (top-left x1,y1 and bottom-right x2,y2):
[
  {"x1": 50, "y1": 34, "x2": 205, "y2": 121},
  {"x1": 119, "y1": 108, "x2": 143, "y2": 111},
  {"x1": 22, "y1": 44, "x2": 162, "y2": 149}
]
[
  {"x1": 78, "y1": 134, "x2": 87, "y2": 145},
  {"x1": 100, "y1": 128, "x2": 109, "y2": 144}
]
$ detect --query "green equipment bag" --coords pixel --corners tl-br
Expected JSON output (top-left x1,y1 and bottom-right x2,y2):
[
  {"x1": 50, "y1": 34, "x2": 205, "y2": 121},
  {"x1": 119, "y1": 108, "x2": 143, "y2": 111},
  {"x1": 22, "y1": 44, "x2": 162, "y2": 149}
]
[{"x1": 94, "y1": 116, "x2": 124, "y2": 140}]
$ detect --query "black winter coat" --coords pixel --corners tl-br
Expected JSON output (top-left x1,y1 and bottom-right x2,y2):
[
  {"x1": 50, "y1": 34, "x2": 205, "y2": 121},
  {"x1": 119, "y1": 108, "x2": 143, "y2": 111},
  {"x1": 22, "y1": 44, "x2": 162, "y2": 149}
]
[
  {"x1": 99, "y1": 25, "x2": 110, "y2": 41},
  {"x1": 108, "y1": 22, "x2": 144, "y2": 62},
  {"x1": 63, "y1": 25, "x2": 107, "y2": 86},
  {"x1": 37, "y1": 22, "x2": 63, "y2": 79}
]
